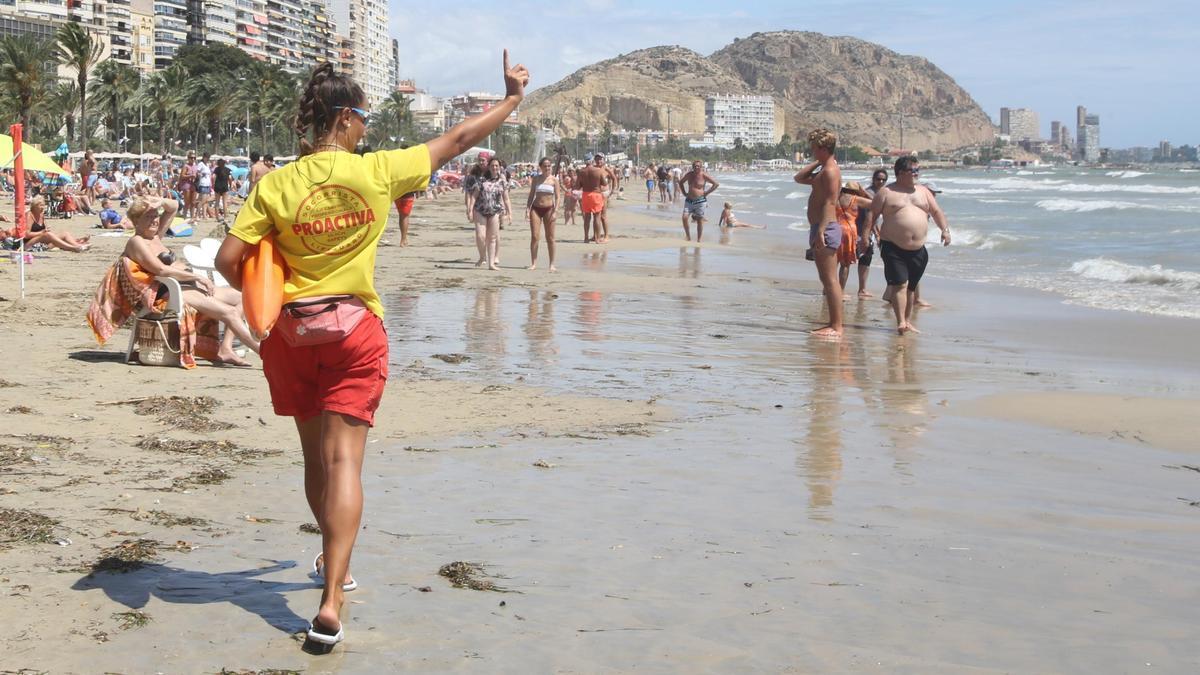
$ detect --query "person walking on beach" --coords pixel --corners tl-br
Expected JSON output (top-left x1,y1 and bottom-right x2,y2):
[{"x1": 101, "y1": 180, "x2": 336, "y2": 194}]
[
  {"x1": 670, "y1": 165, "x2": 682, "y2": 203},
  {"x1": 854, "y1": 169, "x2": 887, "y2": 298},
  {"x1": 562, "y1": 167, "x2": 579, "y2": 227},
  {"x1": 644, "y1": 163, "x2": 657, "y2": 203},
  {"x1": 524, "y1": 156, "x2": 559, "y2": 271},
  {"x1": 595, "y1": 153, "x2": 618, "y2": 243},
  {"x1": 656, "y1": 164, "x2": 670, "y2": 203},
  {"x1": 868, "y1": 156, "x2": 950, "y2": 335},
  {"x1": 215, "y1": 50, "x2": 530, "y2": 652},
  {"x1": 678, "y1": 160, "x2": 719, "y2": 242},
  {"x1": 795, "y1": 128, "x2": 844, "y2": 338},
  {"x1": 395, "y1": 191, "x2": 417, "y2": 247},
  {"x1": 577, "y1": 155, "x2": 607, "y2": 243},
  {"x1": 472, "y1": 156, "x2": 511, "y2": 270}
]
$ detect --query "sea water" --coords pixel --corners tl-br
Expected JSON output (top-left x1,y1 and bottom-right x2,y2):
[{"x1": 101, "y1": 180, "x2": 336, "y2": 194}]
[{"x1": 704, "y1": 167, "x2": 1200, "y2": 319}]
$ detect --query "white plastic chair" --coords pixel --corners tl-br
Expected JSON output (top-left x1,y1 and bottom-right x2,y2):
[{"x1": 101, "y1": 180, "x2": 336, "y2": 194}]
[
  {"x1": 184, "y1": 241, "x2": 229, "y2": 287},
  {"x1": 125, "y1": 276, "x2": 184, "y2": 364}
]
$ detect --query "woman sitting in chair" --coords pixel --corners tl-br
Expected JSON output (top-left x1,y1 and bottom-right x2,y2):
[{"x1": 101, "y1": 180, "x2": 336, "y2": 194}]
[{"x1": 87, "y1": 196, "x2": 259, "y2": 367}]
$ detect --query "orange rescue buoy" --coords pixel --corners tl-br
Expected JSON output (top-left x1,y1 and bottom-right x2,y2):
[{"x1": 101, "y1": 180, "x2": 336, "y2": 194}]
[{"x1": 242, "y1": 234, "x2": 286, "y2": 339}]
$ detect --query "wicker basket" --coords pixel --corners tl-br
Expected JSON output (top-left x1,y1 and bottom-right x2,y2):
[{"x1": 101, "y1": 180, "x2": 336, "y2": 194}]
[{"x1": 134, "y1": 317, "x2": 182, "y2": 367}]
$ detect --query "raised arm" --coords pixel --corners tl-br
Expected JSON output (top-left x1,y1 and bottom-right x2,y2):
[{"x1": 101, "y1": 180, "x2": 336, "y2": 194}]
[
  {"x1": 427, "y1": 51, "x2": 529, "y2": 170},
  {"x1": 793, "y1": 161, "x2": 820, "y2": 185}
]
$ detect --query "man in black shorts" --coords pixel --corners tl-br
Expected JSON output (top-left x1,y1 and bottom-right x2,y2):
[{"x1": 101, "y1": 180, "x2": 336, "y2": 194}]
[{"x1": 868, "y1": 157, "x2": 950, "y2": 335}]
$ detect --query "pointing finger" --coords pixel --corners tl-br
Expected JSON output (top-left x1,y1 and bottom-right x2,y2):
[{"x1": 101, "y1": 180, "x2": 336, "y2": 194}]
[{"x1": 503, "y1": 49, "x2": 510, "y2": 72}]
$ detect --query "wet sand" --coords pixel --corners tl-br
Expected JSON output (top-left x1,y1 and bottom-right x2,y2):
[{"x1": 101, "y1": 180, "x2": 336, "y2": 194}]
[{"x1": 2, "y1": 192, "x2": 1200, "y2": 672}]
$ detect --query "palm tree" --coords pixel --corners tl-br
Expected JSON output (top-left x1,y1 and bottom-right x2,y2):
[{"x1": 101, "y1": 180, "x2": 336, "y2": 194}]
[
  {"x1": 42, "y1": 80, "x2": 79, "y2": 142},
  {"x1": 91, "y1": 60, "x2": 140, "y2": 145},
  {"x1": 133, "y1": 67, "x2": 182, "y2": 154},
  {"x1": 56, "y1": 21, "x2": 103, "y2": 149},
  {"x1": 0, "y1": 35, "x2": 56, "y2": 130},
  {"x1": 233, "y1": 63, "x2": 295, "y2": 154},
  {"x1": 180, "y1": 72, "x2": 233, "y2": 153}
]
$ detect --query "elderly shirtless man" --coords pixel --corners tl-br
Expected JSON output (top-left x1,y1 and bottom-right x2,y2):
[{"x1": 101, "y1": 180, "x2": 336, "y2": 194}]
[
  {"x1": 678, "y1": 159, "x2": 719, "y2": 242},
  {"x1": 794, "y1": 129, "x2": 843, "y2": 338},
  {"x1": 869, "y1": 156, "x2": 950, "y2": 335}
]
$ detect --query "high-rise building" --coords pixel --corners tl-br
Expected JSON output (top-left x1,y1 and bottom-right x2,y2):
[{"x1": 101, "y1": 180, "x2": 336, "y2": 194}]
[
  {"x1": 1157, "y1": 140, "x2": 1172, "y2": 160},
  {"x1": 1076, "y1": 105, "x2": 1087, "y2": 130},
  {"x1": 391, "y1": 38, "x2": 399, "y2": 90},
  {"x1": 188, "y1": 0, "x2": 237, "y2": 46},
  {"x1": 304, "y1": 0, "x2": 337, "y2": 67},
  {"x1": 330, "y1": 0, "x2": 393, "y2": 104},
  {"x1": 235, "y1": 0, "x2": 269, "y2": 62},
  {"x1": 705, "y1": 94, "x2": 776, "y2": 146},
  {"x1": 1001, "y1": 107, "x2": 1038, "y2": 141},
  {"x1": 1078, "y1": 111, "x2": 1100, "y2": 162},
  {"x1": 264, "y1": 0, "x2": 309, "y2": 72},
  {"x1": 153, "y1": 0, "x2": 189, "y2": 69},
  {"x1": 1050, "y1": 120, "x2": 1062, "y2": 147}
]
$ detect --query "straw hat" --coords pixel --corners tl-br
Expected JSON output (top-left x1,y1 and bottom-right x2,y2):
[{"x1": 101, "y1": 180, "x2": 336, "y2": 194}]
[{"x1": 843, "y1": 181, "x2": 869, "y2": 197}]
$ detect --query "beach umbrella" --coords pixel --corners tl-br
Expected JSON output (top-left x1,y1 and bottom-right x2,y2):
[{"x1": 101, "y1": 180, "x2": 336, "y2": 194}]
[{"x1": 0, "y1": 134, "x2": 69, "y2": 176}]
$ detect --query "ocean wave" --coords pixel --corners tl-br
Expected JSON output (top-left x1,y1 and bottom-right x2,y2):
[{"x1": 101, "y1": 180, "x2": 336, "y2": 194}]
[
  {"x1": 978, "y1": 198, "x2": 1018, "y2": 204},
  {"x1": 1037, "y1": 198, "x2": 1140, "y2": 212},
  {"x1": 941, "y1": 228, "x2": 1022, "y2": 250},
  {"x1": 930, "y1": 175, "x2": 1200, "y2": 195},
  {"x1": 1069, "y1": 258, "x2": 1200, "y2": 290},
  {"x1": 1105, "y1": 170, "x2": 1149, "y2": 178},
  {"x1": 784, "y1": 191, "x2": 805, "y2": 200},
  {"x1": 786, "y1": 221, "x2": 809, "y2": 232}
]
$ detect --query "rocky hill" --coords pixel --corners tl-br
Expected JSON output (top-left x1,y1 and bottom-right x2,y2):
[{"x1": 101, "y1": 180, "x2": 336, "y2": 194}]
[{"x1": 520, "y1": 32, "x2": 994, "y2": 152}]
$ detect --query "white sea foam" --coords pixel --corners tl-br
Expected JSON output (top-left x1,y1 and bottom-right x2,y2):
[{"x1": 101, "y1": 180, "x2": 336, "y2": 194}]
[
  {"x1": 1037, "y1": 198, "x2": 1140, "y2": 212},
  {"x1": 1105, "y1": 170, "x2": 1149, "y2": 179},
  {"x1": 936, "y1": 227, "x2": 1021, "y2": 250},
  {"x1": 784, "y1": 191, "x2": 804, "y2": 200},
  {"x1": 786, "y1": 221, "x2": 809, "y2": 232},
  {"x1": 1070, "y1": 258, "x2": 1200, "y2": 290}
]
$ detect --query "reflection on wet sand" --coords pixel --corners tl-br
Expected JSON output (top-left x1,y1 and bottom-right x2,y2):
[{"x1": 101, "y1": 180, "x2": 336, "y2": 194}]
[
  {"x1": 523, "y1": 290, "x2": 558, "y2": 363},
  {"x1": 465, "y1": 288, "x2": 505, "y2": 358},
  {"x1": 797, "y1": 338, "x2": 854, "y2": 521},
  {"x1": 678, "y1": 246, "x2": 701, "y2": 278},
  {"x1": 880, "y1": 341, "x2": 930, "y2": 473},
  {"x1": 581, "y1": 251, "x2": 607, "y2": 272},
  {"x1": 574, "y1": 290, "x2": 606, "y2": 343}
]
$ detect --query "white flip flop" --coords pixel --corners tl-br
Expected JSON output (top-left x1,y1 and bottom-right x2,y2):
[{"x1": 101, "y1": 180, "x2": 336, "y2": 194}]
[
  {"x1": 306, "y1": 619, "x2": 344, "y2": 646},
  {"x1": 311, "y1": 552, "x2": 358, "y2": 592}
]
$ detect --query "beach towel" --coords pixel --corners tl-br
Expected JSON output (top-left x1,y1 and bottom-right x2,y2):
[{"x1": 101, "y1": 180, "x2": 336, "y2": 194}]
[
  {"x1": 86, "y1": 256, "x2": 220, "y2": 369},
  {"x1": 835, "y1": 204, "x2": 859, "y2": 267}
]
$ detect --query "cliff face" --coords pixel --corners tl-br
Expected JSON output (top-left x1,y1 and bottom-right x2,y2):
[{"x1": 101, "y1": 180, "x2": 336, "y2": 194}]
[
  {"x1": 520, "y1": 32, "x2": 995, "y2": 152},
  {"x1": 520, "y1": 46, "x2": 768, "y2": 140},
  {"x1": 709, "y1": 31, "x2": 994, "y2": 151}
]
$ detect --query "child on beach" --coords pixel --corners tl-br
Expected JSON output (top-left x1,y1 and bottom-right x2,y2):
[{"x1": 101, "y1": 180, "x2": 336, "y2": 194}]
[
  {"x1": 215, "y1": 50, "x2": 530, "y2": 654},
  {"x1": 717, "y1": 202, "x2": 766, "y2": 229}
]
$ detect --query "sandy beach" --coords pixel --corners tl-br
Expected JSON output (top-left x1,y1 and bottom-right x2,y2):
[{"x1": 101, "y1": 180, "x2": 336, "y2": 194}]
[{"x1": 3, "y1": 190, "x2": 1200, "y2": 673}]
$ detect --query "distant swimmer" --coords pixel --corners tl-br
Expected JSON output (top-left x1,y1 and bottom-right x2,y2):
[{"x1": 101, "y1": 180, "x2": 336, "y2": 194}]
[
  {"x1": 577, "y1": 154, "x2": 607, "y2": 243},
  {"x1": 717, "y1": 202, "x2": 765, "y2": 229},
  {"x1": 678, "y1": 159, "x2": 719, "y2": 242},
  {"x1": 868, "y1": 156, "x2": 951, "y2": 335},
  {"x1": 795, "y1": 128, "x2": 844, "y2": 338}
]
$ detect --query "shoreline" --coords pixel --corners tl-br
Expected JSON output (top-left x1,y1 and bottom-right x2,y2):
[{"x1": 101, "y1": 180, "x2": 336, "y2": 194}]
[{"x1": 3, "y1": 194, "x2": 1199, "y2": 671}]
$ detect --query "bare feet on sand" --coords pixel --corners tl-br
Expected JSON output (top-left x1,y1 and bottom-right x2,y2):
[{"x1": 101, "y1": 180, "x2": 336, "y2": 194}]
[
  {"x1": 810, "y1": 326, "x2": 843, "y2": 339},
  {"x1": 212, "y1": 351, "x2": 253, "y2": 367},
  {"x1": 916, "y1": 300, "x2": 933, "y2": 308},
  {"x1": 399, "y1": 238, "x2": 409, "y2": 247},
  {"x1": 549, "y1": 265, "x2": 558, "y2": 273},
  {"x1": 897, "y1": 323, "x2": 921, "y2": 336},
  {"x1": 858, "y1": 290, "x2": 873, "y2": 298},
  {"x1": 489, "y1": 264, "x2": 500, "y2": 271},
  {"x1": 475, "y1": 258, "x2": 485, "y2": 268}
]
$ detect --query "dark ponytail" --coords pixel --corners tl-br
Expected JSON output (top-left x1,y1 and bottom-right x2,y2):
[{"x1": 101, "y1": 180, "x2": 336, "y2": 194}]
[{"x1": 294, "y1": 63, "x2": 366, "y2": 156}]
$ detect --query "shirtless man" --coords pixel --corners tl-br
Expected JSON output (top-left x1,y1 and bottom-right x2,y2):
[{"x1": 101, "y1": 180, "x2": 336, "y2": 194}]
[
  {"x1": 644, "y1": 163, "x2": 657, "y2": 203},
  {"x1": 595, "y1": 153, "x2": 619, "y2": 243},
  {"x1": 247, "y1": 152, "x2": 270, "y2": 192},
  {"x1": 576, "y1": 154, "x2": 608, "y2": 243},
  {"x1": 794, "y1": 128, "x2": 844, "y2": 338},
  {"x1": 868, "y1": 156, "x2": 950, "y2": 335},
  {"x1": 678, "y1": 160, "x2": 719, "y2": 242}
]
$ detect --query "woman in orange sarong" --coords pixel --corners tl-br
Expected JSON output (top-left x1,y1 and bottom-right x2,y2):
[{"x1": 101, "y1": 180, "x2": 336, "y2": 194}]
[{"x1": 836, "y1": 181, "x2": 873, "y2": 292}]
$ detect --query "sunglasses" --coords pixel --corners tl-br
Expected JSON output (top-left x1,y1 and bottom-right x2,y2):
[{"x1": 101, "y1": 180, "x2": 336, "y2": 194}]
[
  {"x1": 904, "y1": 168, "x2": 920, "y2": 175},
  {"x1": 335, "y1": 106, "x2": 372, "y2": 126}
]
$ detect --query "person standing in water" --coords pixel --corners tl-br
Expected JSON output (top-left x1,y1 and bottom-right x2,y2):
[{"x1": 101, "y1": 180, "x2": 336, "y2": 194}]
[
  {"x1": 868, "y1": 156, "x2": 950, "y2": 335},
  {"x1": 795, "y1": 128, "x2": 844, "y2": 339},
  {"x1": 854, "y1": 168, "x2": 888, "y2": 298},
  {"x1": 215, "y1": 51, "x2": 530, "y2": 653},
  {"x1": 678, "y1": 159, "x2": 719, "y2": 242}
]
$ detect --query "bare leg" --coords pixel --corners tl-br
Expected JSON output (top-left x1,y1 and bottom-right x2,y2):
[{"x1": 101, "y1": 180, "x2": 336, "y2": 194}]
[
  {"x1": 905, "y1": 288, "x2": 921, "y2": 332},
  {"x1": 182, "y1": 289, "x2": 260, "y2": 361},
  {"x1": 295, "y1": 416, "x2": 352, "y2": 587},
  {"x1": 545, "y1": 215, "x2": 557, "y2": 272},
  {"x1": 812, "y1": 246, "x2": 843, "y2": 338},
  {"x1": 914, "y1": 285, "x2": 932, "y2": 308},
  {"x1": 26, "y1": 230, "x2": 88, "y2": 252},
  {"x1": 889, "y1": 282, "x2": 917, "y2": 335},
  {"x1": 528, "y1": 211, "x2": 540, "y2": 270},
  {"x1": 473, "y1": 214, "x2": 486, "y2": 267},
  {"x1": 681, "y1": 213, "x2": 691, "y2": 241},
  {"x1": 695, "y1": 216, "x2": 704, "y2": 243},
  {"x1": 313, "y1": 412, "x2": 369, "y2": 634},
  {"x1": 838, "y1": 264, "x2": 850, "y2": 292},
  {"x1": 486, "y1": 214, "x2": 501, "y2": 270},
  {"x1": 398, "y1": 213, "x2": 410, "y2": 247},
  {"x1": 582, "y1": 213, "x2": 592, "y2": 243},
  {"x1": 857, "y1": 263, "x2": 872, "y2": 298}
]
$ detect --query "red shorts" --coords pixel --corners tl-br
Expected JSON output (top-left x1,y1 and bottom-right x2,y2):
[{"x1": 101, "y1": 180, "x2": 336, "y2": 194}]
[
  {"x1": 260, "y1": 312, "x2": 389, "y2": 425},
  {"x1": 396, "y1": 194, "x2": 415, "y2": 216},
  {"x1": 581, "y1": 191, "x2": 605, "y2": 214}
]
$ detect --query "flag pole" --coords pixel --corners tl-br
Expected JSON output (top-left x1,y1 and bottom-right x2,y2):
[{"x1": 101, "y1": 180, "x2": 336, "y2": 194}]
[{"x1": 10, "y1": 124, "x2": 26, "y2": 300}]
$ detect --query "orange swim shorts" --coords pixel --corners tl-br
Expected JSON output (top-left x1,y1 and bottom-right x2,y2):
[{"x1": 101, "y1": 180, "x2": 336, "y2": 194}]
[
  {"x1": 581, "y1": 191, "x2": 605, "y2": 214},
  {"x1": 395, "y1": 193, "x2": 415, "y2": 216}
]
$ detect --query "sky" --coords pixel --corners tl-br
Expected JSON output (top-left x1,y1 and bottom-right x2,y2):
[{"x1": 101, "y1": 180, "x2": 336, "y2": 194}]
[{"x1": 389, "y1": 0, "x2": 1198, "y2": 149}]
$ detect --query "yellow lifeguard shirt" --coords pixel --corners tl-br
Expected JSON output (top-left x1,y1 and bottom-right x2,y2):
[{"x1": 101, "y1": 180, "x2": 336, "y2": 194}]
[{"x1": 230, "y1": 146, "x2": 430, "y2": 318}]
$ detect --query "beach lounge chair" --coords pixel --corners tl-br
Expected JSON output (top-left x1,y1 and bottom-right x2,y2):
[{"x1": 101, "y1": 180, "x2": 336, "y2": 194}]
[{"x1": 124, "y1": 276, "x2": 183, "y2": 364}]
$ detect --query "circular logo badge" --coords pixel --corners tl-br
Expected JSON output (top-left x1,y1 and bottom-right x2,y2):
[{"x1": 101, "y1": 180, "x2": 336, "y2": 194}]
[{"x1": 291, "y1": 184, "x2": 377, "y2": 256}]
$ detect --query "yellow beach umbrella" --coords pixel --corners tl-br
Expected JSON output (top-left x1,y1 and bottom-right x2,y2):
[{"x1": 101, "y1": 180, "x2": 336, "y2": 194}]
[{"x1": 0, "y1": 133, "x2": 69, "y2": 175}]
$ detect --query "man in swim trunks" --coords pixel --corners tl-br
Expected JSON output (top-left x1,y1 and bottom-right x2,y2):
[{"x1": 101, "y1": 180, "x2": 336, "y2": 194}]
[
  {"x1": 868, "y1": 156, "x2": 950, "y2": 335},
  {"x1": 395, "y1": 191, "x2": 417, "y2": 246},
  {"x1": 644, "y1": 164, "x2": 657, "y2": 203},
  {"x1": 577, "y1": 153, "x2": 607, "y2": 243},
  {"x1": 678, "y1": 159, "x2": 719, "y2": 242},
  {"x1": 248, "y1": 151, "x2": 270, "y2": 192},
  {"x1": 795, "y1": 128, "x2": 844, "y2": 338}
]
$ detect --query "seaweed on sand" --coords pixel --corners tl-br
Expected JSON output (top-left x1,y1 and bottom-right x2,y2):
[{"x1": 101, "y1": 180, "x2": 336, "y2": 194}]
[
  {"x1": 438, "y1": 561, "x2": 511, "y2": 593},
  {"x1": 89, "y1": 538, "x2": 165, "y2": 574},
  {"x1": 0, "y1": 508, "x2": 58, "y2": 547},
  {"x1": 112, "y1": 610, "x2": 151, "y2": 630},
  {"x1": 171, "y1": 467, "x2": 231, "y2": 491},
  {"x1": 137, "y1": 437, "x2": 277, "y2": 461}
]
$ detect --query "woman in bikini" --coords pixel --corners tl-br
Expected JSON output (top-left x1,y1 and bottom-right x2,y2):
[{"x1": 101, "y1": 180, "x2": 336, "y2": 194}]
[
  {"x1": 22, "y1": 196, "x2": 91, "y2": 252},
  {"x1": 214, "y1": 51, "x2": 529, "y2": 652},
  {"x1": 123, "y1": 196, "x2": 258, "y2": 365},
  {"x1": 524, "y1": 157, "x2": 560, "y2": 271},
  {"x1": 176, "y1": 152, "x2": 198, "y2": 218}
]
